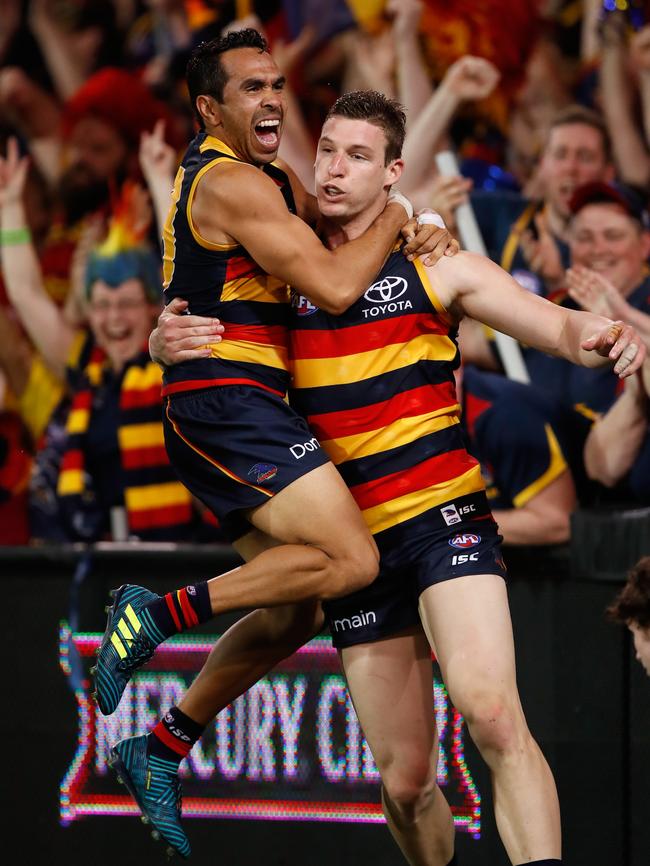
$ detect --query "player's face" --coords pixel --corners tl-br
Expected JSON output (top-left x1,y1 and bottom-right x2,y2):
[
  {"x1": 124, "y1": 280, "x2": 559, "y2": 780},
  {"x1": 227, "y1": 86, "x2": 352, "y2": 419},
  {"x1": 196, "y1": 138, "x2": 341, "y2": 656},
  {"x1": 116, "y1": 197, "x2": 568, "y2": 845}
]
[
  {"x1": 629, "y1": 622, "x2": 650, "y2": 675},
  {"x1": 569, "y1": 203, "x2": 650, "y2": 295},
  {"x1": 315, "y1": 116, "x2": 402, "y2": 223},
  {"x1": 87, "y1": 278, "x2": 159, "y2": 369},
  {"x1": 540, "y1": 124, "x2": 611, "y2": 218},
  {"x1": 215, "y1": 48, "x2": 286, "y2": 165}
]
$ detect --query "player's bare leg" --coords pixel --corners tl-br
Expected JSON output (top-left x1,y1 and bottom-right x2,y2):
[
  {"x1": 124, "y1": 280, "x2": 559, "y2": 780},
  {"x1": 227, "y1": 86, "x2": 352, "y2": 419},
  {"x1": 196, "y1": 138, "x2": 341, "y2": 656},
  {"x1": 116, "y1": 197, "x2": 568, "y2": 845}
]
[
  {"x1": 419, "y1": 574, "x2": 561, "y2": 864},
  {"x1": 341, "y1": 629, "x2": 455, "y2": 866},
  {"x1": 206, "y1": 462, "x2": 380, "y2": 612},
  {"x1": 180, "y1": 529, "x2": 323, "y2": 724}
]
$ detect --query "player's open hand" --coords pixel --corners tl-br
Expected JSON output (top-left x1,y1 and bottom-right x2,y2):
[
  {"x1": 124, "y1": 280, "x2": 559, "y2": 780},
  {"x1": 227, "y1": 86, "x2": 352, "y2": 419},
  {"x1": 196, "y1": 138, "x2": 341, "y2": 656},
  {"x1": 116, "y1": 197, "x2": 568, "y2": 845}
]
[
  {"x1": 581, "y1": 320, "x2": 647, "y2": 377},
  {"x1": 149, "y1": 297, "x2": 224, "y2": 367}
]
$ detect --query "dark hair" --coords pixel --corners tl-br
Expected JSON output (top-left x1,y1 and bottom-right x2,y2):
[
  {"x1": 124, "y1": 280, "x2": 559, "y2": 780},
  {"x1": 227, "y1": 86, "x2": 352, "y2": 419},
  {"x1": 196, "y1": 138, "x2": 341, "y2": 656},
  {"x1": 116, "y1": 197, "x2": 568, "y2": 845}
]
[
  {"x1": 606, "y1": 556, "x2": 650, "y2": 628},
  {"x1": 186, "y1": 29, "x2": 269, "y2": 128},
  {"x1": 547, "y1": 104, "x2": 612, "y2": 165},
  {"x1": 325, "y1": 90, "x2": 406, "y2": 165}
]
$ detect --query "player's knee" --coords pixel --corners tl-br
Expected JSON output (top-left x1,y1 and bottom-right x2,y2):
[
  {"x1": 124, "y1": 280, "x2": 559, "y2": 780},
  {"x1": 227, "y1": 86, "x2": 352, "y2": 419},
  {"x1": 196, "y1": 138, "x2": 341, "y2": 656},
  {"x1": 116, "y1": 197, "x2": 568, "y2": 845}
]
[
  {"x1": 321, "y1": 545, "x2": 379, "y2": 599},
  {"x1": 462, "y1": 692, "x2": 528, "y2": 757},
  {"x1": 382, "y1": 763, "x2": 437, "y2": 822}
]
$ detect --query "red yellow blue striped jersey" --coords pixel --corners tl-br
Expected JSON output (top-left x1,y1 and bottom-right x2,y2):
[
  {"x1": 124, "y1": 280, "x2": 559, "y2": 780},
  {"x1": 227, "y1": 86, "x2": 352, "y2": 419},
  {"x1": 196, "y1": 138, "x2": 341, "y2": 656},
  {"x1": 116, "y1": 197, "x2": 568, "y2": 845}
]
[
  {"x1": 162, "y1": 133, "x2": 296, "y2": 397},
  {"x1": 288, "y1": 248, "x2": 486, "y2": 541}
]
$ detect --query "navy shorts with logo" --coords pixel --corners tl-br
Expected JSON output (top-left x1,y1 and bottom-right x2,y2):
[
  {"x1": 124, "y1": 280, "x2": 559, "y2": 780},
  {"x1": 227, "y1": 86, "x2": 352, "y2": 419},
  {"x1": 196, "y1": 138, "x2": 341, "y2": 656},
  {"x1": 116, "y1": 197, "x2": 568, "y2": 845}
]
[
  {"x1": 163, "y1": 385, "x2": 330, "y2": 542},
  {"x1": 323, "y1": 491, "x2": 507, "y2": 649}
]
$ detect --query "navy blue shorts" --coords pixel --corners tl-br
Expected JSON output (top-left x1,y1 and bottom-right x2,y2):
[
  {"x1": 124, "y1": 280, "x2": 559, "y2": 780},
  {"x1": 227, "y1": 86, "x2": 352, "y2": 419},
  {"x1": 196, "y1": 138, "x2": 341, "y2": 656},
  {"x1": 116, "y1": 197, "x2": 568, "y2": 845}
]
[
  {"x1": 323, "y1": 492, "x2": 507, "y2": 649},
  {"x1": 163, "y1": 385, "x2": 330, "y2": 542}
]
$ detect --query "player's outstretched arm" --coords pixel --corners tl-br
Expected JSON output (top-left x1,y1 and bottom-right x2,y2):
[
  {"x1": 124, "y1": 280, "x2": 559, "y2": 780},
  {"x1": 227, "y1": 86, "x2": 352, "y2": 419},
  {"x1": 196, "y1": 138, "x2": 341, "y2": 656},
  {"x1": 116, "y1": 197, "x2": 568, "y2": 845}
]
[
  {"x1": 429, "y1": 251, "x2": 646, "y2": 378},
  {"x1": 193, "y1": 162, "x2": 410, "y2": 315}
]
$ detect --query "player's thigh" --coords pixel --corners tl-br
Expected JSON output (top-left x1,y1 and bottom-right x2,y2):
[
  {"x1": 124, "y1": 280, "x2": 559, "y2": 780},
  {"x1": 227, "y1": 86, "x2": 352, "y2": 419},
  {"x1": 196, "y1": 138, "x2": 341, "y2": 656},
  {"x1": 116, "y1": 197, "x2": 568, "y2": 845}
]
[
  {"x1": 341, "y1": 627, "x2": 438, "y2": 779},
  {"x1": 247, "y1": 461, "x2": 378, "y2": 560},
  {"x1": 418, "y1": 573, "x2": 519, "y2": 712}
]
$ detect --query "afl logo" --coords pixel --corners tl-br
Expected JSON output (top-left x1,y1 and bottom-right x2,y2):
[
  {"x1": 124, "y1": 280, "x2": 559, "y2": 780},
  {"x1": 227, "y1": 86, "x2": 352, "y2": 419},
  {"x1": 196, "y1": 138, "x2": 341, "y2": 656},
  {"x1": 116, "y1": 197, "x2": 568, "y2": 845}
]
[
  {"x1": 364, "y1": 276, "x2": 408, "y2": 304},
  {"x1": 291, "y1": 292, "x2": 318, "y2": 316},
  {"x1": 449, "y1": 533, "x2": 481, "y2": 549}
]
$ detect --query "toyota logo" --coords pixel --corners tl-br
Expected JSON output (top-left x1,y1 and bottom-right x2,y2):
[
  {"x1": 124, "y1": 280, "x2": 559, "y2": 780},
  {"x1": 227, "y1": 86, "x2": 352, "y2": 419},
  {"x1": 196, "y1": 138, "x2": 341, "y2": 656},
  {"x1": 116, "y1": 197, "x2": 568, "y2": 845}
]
[{"x1": 364, "y1": 276, "x2": 408, "y2": 304}]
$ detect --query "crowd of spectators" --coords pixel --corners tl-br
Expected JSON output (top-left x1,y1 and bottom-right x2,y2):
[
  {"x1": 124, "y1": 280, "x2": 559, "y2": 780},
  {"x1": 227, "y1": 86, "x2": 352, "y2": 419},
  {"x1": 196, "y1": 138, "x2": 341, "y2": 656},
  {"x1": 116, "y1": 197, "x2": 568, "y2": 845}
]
[{"x1": 1, "y1": 0, "x2": 650, "y2": 548}]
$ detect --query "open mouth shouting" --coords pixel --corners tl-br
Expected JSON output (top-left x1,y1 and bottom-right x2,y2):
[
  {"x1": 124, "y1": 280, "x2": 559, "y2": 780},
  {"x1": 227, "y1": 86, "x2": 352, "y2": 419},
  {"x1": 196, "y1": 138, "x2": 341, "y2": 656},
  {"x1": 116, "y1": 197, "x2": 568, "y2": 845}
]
[{"x1": 254, "y1": 116, "x2": 281, "y2": 151}]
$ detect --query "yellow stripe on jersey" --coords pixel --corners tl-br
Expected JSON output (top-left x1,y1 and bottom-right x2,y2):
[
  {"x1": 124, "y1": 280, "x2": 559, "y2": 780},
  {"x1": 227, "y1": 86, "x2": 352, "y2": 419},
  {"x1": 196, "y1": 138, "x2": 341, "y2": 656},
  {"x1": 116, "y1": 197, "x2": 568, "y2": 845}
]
[
  {"x1": 361, "y1": 464, "x2": 485, "y2": 535},
  {"x1": 321, "y1": 410, "x2": 461, "y2": 465},
  {"x1": 414, "y1": 260, "x2": 453, "y2": 322},
  {"x1": 199, "y1": 135, "x2": 240, "y2": 159},
  {"x1": 292, "y1": 333, "x2": 457, "y2": 388},
  {"x1": 186, "y1": 157, "x2": 239, "y2": 250},
  {"x1": 205, "y1": 338, "x2": 289, "y2": 370},
  {"x1": 220, "y1": 274, "x2": 289, "y2": 304},
  {"x1": 512, "y1": 424, "x2": 568, "y2": 508},
  {"x1": 163, "y1": 166, "x2": 185, "y2": 288}
]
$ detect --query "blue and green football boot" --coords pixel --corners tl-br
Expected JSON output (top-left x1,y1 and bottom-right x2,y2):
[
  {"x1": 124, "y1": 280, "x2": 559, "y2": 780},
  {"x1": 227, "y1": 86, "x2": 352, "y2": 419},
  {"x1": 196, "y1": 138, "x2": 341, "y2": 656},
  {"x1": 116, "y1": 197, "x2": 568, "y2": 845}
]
[
  {"x1": 92, "y1": 584, "x2": 165, "y2": 715},
  {"x1": 109, "y1": 734, "x2": 190, "y2": 858}
]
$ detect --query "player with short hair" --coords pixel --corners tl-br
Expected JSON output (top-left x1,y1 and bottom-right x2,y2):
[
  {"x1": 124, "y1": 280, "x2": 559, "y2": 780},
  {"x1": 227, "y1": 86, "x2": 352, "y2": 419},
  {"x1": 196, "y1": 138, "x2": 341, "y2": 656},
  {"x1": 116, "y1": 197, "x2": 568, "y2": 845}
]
[{"x1": 117, "y1": 87, "x2": 644, "y2": 864}]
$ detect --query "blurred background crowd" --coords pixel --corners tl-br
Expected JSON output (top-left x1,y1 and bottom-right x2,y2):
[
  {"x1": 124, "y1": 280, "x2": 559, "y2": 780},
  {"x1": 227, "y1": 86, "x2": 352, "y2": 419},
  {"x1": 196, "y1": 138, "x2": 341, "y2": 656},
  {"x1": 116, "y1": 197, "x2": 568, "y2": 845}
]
[{"x1": 1, "y1": 0, "x2": 650, "y2": 549}]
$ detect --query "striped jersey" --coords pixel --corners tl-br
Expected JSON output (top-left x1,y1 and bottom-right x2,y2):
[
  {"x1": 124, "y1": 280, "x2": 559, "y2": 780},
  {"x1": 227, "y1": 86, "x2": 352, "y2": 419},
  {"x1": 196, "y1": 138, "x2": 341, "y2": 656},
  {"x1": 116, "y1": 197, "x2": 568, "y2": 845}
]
[
  {"x1": 289, "y1": 248, "x2": 485, "y2": 543},
  {"x1": 162, "y1": 133, "x2": 296, "y2": 397}
]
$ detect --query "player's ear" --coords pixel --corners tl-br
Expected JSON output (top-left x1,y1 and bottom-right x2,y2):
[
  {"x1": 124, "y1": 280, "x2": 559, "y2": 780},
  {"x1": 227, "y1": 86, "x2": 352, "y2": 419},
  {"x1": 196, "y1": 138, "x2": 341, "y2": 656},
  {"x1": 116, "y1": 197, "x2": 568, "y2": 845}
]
[
  {"x1": 196, "y1": 94, "x2": 221, "y2": 127},
  {"x1": 385, "y1": 157, "x2": 404, "y2": 188}
]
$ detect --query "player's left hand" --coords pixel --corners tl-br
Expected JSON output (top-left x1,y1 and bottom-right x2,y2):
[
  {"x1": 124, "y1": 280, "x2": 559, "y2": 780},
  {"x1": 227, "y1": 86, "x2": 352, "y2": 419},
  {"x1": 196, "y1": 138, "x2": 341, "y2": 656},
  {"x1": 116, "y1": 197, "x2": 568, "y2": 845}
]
[
  {"x1": 402, "y1": 212, "x2": 459, "y2": 266},
  {"x1": 581, "y1": 320, "x2": 647, "y2": 377}
]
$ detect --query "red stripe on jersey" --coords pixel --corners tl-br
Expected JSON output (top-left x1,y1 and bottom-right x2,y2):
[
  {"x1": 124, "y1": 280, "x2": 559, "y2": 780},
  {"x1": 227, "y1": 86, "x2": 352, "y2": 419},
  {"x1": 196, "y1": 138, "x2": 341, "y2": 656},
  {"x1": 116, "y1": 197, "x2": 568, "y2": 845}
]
[
  {"x1": 349, "y1": 448, "x2": 479, "y2": 511},
  {"x1": 463, "y1": 393, "x2": 492, "y2": 439},
  {"x1": 290, "y1": 313, "x2": 448, "y2": 360},
  {"x1": 307, "y1": 382, "x2": 457, "y2": 441},
  {"x1": 222, "y1": 323, "x2": 288, "y2": 346},
  {"x1": 161, "y1": 378, "x2": 285, "y2": 397},
  {"x1": 225, "y1": 255, "x2": 260, "y2": 281}
]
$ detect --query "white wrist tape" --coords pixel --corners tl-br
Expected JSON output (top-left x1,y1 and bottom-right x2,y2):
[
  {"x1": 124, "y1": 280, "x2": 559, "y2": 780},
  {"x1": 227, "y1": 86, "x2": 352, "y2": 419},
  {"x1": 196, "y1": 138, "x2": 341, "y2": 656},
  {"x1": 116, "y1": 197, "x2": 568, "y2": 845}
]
[
  {"x1": 387, "y1": 190, "x2": 414, "y2": 220},
  {"x1": 417, "y1": 210, "x2": 446, "y2": 228}
]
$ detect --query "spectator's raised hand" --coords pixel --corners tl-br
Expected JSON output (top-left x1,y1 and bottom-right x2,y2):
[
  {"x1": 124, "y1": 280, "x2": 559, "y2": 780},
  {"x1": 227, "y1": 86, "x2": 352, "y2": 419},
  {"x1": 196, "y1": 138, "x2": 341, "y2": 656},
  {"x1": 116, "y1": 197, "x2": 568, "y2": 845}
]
[
  {"x1": 0, "y1": 136, "x2": 28, "y2": 209},
  {"x1": 519, "y1": 210, "x2": 565, "y2": 284},
  {"x1": 386, "y1": 0, "x2": 423, "y2": 41},
  {"x1": 428, "y1": 173, "x2": 473, "y2": 228},
  {"x1": 272, "y1": 25, "x2": 316, "y2": 77},
  {"x1": 443, "y1": 55, "x2": 501, "y2": 102},
  {"x1": 631, "y1": 25, "x2": 650, "y2": 73},
  {"x1": 566, "y1": 265, "x2": 621, "y2": 319},
  {"x1": 139, "y1": 119, "x2": 177, "y2": 191}
]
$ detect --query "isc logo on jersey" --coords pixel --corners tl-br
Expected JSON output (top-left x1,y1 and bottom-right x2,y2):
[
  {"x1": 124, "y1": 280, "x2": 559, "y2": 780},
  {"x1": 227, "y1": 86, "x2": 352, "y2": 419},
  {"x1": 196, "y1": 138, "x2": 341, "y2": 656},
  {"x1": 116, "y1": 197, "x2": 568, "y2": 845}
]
[
  {"x1": 291, "y1": 292, "x2": 319, "y2": 316},
  {"x1": 362, "y1": 276, "x2": 412, "y2": 319}
]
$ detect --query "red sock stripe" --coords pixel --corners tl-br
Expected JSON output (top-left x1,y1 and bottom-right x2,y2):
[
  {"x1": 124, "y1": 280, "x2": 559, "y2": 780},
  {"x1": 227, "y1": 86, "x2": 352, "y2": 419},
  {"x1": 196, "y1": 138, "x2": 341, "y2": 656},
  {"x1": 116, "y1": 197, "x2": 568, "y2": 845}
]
[
  {"x1": 178, "y1": 588, "x2": 199, "y2": 628},
  {"x1": 152, "y1": 721, "x2": 192, "y2": 758},
  {"x1": 165, "y1": 592, "x2": 182, "y2": 632}
]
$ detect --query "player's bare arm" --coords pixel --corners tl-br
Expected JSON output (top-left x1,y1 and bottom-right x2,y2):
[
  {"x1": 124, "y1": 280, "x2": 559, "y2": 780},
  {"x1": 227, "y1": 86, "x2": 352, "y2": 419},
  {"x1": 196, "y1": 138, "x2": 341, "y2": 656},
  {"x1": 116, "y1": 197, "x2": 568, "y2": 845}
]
[
  {"x1": 428, "y1": 251, "x2": 646, "y2": 377},
  {"x1": 192, "y1": 159, "x2": 408, "y2": 313}
]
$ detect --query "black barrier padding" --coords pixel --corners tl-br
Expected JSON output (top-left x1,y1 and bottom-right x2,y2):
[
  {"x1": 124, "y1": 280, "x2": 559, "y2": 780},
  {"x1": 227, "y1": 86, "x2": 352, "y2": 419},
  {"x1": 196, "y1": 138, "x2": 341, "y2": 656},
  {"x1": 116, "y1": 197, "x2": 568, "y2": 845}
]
[{"x1": 3, "y1": 545, "x2": 650, "y2": 865}]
